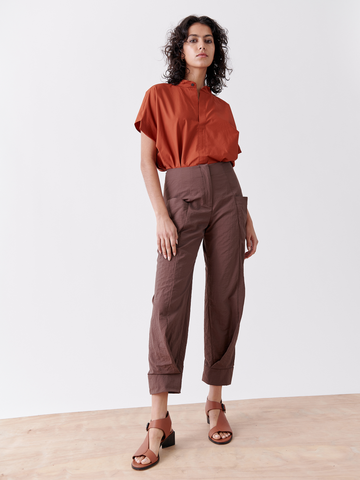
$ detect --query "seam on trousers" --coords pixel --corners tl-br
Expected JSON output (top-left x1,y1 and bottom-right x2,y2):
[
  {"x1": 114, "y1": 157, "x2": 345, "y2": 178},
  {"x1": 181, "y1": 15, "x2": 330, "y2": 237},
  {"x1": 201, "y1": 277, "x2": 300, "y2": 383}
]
[
  {"x1": 199, "y1": 165, "x2": 215, "y2": 367},
  {"x1": 200, "y1": 165, "x2": 214, "y2": 226},
  {"x1": 237, "y1": 212, "x2": 241, "y2": 330},
  {"x1": 234, "y1": 195, "x2": 242, "y2": 325},
  {"x1": 198, "y1": 167, "x2": 207, "y2": 208},
  {"x1": 205, "y1": 252, "x2": 214, "y2": 368},
  {"x1": 163, "y1": 251, "x2": 179, "y2": 371},
  {"x1": 163, "y1": 253, "x2": 177, "y2": 318}
]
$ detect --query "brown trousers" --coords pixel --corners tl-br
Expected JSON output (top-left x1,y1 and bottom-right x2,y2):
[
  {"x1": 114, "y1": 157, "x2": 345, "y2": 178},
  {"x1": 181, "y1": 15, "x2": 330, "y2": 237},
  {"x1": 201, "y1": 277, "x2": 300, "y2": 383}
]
[{"x1": 148, "y1": 161, "x2": 247, "y2": 395}]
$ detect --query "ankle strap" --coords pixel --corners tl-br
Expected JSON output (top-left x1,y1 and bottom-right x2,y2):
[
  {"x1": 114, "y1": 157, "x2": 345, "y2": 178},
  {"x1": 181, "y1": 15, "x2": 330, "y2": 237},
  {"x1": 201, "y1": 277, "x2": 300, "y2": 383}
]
[
  {"x1": 146, "y1": 411, "x2": 172, "y2": 438},
  {"x1": 205, "y1": 397, "x2": 226, "y2": 416}
]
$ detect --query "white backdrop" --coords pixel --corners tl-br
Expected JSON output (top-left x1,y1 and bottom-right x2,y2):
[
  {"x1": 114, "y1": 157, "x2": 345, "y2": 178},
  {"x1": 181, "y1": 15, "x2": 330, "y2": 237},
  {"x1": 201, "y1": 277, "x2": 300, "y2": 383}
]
[{"x1": 0, "y1": 0, "x2": 359, "y2": 420}]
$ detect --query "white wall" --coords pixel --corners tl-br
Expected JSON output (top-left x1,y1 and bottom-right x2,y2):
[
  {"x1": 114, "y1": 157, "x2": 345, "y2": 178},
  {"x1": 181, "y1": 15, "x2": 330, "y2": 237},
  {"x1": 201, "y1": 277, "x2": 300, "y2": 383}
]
[{"x1": 0, "y1": 0, "x2": 359, "y2": 420}]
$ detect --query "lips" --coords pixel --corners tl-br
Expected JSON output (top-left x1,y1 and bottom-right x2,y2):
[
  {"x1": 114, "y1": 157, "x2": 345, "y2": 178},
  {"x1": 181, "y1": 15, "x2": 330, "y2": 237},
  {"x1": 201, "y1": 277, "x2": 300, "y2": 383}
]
[{"x1": 197, "y1": 54, "x2": 208, "y2": 57}]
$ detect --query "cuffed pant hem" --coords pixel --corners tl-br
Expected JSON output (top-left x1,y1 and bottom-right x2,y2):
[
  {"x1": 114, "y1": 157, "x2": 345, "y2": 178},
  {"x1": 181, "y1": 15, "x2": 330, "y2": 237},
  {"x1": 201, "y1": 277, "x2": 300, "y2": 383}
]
[
  {"x1": 202, "y1": 365, "x2": 234, "y2": 386},
  {"x1": 148, "y1": 373, "x2": 182, "y2": 395}
]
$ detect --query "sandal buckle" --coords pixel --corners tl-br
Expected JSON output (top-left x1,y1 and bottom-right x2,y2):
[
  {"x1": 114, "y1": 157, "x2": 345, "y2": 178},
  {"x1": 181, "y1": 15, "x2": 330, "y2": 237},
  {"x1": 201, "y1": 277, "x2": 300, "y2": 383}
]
[
  {"x1": 146, "y1": 422, "x2": 150, "y2": 431},
  {"x1": 221, "y1": 402, "x2": 226, "y2": 412}
]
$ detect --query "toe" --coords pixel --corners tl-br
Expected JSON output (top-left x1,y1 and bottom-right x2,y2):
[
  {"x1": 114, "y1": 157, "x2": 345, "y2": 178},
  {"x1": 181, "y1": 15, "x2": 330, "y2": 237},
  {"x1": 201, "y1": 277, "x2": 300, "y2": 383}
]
[{"x1": 141, "y1": 456, "x2": 150, "y2": 465}]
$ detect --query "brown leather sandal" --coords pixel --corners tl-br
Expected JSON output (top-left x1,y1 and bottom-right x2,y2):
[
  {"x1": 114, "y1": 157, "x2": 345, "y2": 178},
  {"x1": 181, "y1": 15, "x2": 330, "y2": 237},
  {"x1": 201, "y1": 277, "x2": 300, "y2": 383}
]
[
  {"x1": 131, "y1": 411, "x2": 175, "y2": 470},
  {"x1": 205, "y1": 397, "x2": 233, "y2": 445}
]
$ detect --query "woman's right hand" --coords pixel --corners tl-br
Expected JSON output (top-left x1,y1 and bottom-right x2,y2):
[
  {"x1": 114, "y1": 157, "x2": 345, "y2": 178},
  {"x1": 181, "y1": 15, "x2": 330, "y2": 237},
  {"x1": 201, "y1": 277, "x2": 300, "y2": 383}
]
[{"x1": 156, "y1": 213, "x2": 178, "y2": 261}]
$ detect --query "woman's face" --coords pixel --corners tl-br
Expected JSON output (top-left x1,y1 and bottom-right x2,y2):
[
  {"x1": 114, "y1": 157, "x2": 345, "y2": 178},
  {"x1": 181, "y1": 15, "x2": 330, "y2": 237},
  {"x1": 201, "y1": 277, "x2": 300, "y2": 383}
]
[{"x1": 181, "y1": 22, "x2": 215, "y2": 70}]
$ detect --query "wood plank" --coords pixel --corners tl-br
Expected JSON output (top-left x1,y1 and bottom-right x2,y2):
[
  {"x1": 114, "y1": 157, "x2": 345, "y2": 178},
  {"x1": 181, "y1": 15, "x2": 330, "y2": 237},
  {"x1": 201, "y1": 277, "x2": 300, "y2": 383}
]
[{"x1": 0, "y1": 394, "x2": 359, "y2": 479}]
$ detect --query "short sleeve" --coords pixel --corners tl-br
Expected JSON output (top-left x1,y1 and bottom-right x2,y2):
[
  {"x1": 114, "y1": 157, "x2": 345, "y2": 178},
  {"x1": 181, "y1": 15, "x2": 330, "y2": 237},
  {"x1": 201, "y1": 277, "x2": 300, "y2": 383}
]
[
  {"x1": 227, "y1": 104, "x2": 242, "y2": 155},
  {"x1": 134, "y1": 87, "x2": 157, "y2": 143}
]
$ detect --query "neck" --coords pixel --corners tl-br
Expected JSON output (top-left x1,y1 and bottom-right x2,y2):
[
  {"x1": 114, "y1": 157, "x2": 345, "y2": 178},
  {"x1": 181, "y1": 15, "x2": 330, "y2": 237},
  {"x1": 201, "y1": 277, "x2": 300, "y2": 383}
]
[{"x1": 184, "y1": 68, "x2": 207, "y2": 90}]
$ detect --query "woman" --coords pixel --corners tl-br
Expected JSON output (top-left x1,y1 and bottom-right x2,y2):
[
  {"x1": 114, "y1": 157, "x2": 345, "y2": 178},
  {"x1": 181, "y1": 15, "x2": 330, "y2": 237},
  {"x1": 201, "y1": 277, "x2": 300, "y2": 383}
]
[{"x1": 131, "y1": 15, "x2": 258, "y2": 470}]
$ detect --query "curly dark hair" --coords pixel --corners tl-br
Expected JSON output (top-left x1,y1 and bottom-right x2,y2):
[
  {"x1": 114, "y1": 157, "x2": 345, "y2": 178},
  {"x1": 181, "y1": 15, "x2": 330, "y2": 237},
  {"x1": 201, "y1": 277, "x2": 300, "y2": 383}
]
[{"x1": 161, "y1": 15, "x2": 233, "y2": 95}]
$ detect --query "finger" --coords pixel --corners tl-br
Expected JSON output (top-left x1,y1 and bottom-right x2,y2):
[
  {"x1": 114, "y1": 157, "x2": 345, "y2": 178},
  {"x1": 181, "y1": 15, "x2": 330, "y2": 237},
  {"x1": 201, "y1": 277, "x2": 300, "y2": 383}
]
[
  {"x1": 247, "y1": 237, "x2": 253, "y2": 253},
  {"x1": 245, "y1": 237, "x2": 258, "y2": 258},
  {"x1": 160, "y1": 238, "x2": 167, "y2": 259},
  {"x1": 171, "y1": 236, "x2": 177, "y2": 256},
  {"x1": 244, "y1": 237, "x2": 253, "y2": 259},
  {"x1": 165, "y1": 237, "x2": 172, "y2": 261},
  {"x1": 247, "y1": 245, "x2": 254, "y2": 258}
]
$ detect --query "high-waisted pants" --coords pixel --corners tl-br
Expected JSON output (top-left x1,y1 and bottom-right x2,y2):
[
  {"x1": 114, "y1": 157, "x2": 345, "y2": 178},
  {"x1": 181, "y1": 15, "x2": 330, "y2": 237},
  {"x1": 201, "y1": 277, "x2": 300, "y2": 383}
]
[{"x1": 148, "y1": 160, "x2": 248, "y2": 395}]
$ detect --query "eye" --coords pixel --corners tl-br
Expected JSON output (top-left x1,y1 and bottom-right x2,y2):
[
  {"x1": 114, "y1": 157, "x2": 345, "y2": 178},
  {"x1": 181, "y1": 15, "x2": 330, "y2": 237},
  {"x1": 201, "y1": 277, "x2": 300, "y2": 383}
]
[{"x1": 206, "y1": 39, "x2": 213, "y2": 43}]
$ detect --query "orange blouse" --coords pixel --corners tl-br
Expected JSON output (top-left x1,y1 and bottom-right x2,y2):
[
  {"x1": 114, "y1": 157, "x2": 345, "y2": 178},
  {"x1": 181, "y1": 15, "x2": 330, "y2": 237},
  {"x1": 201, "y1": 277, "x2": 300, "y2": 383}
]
[{"x1": 134, "y1": 79, "x2": 242, "y2": 171}]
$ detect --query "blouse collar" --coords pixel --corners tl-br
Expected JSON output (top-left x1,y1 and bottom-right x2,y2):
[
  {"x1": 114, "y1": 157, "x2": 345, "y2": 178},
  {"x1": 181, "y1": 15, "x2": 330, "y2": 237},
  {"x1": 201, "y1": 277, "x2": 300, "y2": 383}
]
[{"x1": 178, "y1": 79, "x2": 211, "y2": 93}]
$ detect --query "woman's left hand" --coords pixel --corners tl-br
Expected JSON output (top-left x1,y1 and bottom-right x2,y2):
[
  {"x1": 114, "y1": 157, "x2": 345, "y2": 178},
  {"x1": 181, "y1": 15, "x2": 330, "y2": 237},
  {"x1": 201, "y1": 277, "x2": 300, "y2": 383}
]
[{"x1": 245, "y1": 210, "x2": 258, "y2": 259}]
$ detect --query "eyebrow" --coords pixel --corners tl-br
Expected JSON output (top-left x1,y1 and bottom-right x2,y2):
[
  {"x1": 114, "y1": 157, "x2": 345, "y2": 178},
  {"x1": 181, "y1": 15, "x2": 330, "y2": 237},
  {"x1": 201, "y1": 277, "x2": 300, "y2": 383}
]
[{"x1": 187, "y1": 34, "x2": 214, "y2": 38}]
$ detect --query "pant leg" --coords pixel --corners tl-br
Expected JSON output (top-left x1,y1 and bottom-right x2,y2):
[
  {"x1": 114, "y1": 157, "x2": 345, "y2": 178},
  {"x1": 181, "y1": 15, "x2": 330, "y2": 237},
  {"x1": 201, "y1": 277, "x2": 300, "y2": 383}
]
[
  {"x1": 148, "y1": 167, "x2": 211, "y2": 395},
  {"x1": 201, "y1": 162, "x2": 248, "y2": 386}
]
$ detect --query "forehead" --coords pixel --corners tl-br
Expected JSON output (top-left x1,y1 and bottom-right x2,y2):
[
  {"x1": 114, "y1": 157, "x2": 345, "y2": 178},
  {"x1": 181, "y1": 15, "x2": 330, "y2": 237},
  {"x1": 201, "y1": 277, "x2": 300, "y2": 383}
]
[{"x1": 187, "y1": 23, "x2": 213, "y2": 37}]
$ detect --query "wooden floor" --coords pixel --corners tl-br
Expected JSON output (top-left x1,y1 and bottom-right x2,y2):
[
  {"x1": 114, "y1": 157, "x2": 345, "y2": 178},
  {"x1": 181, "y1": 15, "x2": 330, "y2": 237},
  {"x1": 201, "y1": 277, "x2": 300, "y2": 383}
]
[{"x1": 0, "y1": 394, "x2": 359, "y2": 479}]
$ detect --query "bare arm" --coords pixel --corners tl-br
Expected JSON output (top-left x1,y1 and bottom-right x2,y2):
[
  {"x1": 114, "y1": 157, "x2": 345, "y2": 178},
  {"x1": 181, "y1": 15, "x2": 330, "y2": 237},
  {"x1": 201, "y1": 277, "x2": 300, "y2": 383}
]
[{"x1": 140, "y1": 131, "x2": 178, "y2": 261}]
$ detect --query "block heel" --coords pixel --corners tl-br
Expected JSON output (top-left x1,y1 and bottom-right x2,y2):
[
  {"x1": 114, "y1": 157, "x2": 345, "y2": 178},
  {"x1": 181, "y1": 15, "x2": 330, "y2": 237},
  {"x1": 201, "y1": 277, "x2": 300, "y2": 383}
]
[{"x1": 161, "y1": 429, "x2": 175, "y2": 448}]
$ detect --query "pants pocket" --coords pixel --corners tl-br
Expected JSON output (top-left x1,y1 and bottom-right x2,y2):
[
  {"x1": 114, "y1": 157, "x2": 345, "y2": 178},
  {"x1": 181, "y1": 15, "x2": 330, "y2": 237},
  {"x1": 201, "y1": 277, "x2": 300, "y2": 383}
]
[{"x1": 165, "y1": 197, "x2": 190, "y2": 234}]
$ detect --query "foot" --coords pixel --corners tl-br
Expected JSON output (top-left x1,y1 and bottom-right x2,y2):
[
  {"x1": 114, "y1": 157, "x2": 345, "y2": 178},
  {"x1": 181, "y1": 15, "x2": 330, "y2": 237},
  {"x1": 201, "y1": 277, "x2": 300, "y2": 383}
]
[
  {"x1": 133, "y1": 427, "x2": 164, "y2": 465},
  {"x1": 208, "y1": 407, "x2": 231, "y2": 440}
]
